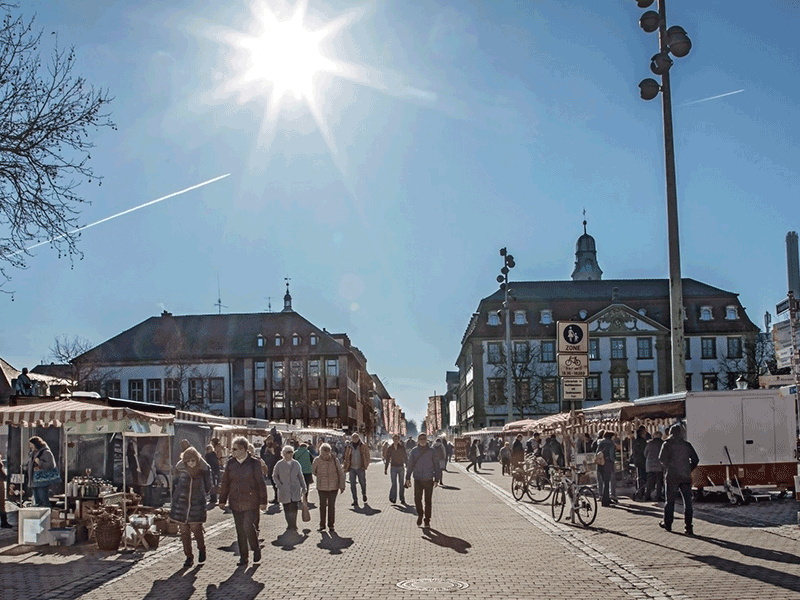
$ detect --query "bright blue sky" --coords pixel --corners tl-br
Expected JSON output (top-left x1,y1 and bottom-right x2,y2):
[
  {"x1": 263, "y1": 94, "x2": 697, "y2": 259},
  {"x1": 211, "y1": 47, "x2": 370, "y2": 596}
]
[{"x1": 3, "y1": 1, "x2": 799, "y2": 426}]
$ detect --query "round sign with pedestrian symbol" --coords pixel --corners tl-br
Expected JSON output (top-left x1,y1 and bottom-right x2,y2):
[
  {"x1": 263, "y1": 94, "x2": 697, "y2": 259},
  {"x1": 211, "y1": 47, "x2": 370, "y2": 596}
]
[{"x1": 563, "y1": 324, "x2": 583, "y2": 345}]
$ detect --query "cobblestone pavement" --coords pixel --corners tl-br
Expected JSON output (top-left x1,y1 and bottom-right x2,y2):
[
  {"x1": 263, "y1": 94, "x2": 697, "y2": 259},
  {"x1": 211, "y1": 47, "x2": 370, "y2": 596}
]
[{"x1": 0, "y1": 459, "x2": 798, "y2": 600}]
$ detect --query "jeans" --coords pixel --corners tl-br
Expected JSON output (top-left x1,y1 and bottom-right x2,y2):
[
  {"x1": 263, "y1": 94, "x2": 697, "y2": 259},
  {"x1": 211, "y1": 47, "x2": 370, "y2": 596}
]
[
  {"x1": 663, "y1": 480, "x2": 693, "y2": 530},
  {"x1": 389, "y1": 465, "x2": 405, "y2": 503},
  {"x1": 645, "y1": 471, "x2": 664, "y2": 501},
  {"x1": 349, "y1": 468, "x2": 366, "y2": 503},
  {"x1": 209, "y1": 471, "x2": 219, "y2": 504},
  {"x1": 32, "y1": 486, "x2": 51, "y2": 508},
  {"x1": 179, "y1": 522, "x2": 205, "y2": 557},
  {"x1": 598, "y1": 463, "x2": 614, "y2": 505},
  {"x1": 414, "y1": 479, "x2": 435, "y2": 522},
  {"x1": 231, "y1": 509, "x2": 259, "y2": 558},
  {"x1": 318, "y1": 490, "x2": 338, "y2": 528}
]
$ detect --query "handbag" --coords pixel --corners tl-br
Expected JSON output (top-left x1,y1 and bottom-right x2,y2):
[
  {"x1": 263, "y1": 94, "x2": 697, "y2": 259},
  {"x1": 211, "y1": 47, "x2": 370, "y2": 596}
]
[
  {"x1": 32, "y1": 467, "x2": 62, "y2": 487},
  {"x1": 594, "y1": 451, "x2": 605, "y2": 466},
  {"x1": 301, "y1": 497, "x2": 311, "y2": 522}
]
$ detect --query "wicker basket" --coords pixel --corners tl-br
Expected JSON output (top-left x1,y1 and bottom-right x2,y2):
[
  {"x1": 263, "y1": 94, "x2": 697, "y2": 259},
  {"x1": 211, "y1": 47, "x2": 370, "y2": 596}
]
[{"x1": 95, "y1": 525, "x2": 123, "y2": 551}]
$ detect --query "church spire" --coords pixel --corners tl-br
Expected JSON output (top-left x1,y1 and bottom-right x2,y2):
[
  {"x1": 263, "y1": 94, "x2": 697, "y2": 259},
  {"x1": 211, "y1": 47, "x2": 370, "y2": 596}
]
[
  {"x1": 571, "y1": 215, "x2": 603, "y2": 281},
  {"x1": 283, "y1": 278, "x2": 293, "y2": 312}
]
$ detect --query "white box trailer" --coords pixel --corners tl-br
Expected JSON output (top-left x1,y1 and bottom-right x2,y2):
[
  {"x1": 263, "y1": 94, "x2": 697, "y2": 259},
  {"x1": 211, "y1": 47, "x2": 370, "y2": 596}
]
[{"x1": 629, "y1": 389, "x2": 797, "y2": 491}]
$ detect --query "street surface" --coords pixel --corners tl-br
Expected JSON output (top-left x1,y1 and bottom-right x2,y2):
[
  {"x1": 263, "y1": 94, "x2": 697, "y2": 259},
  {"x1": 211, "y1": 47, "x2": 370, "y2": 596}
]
[{"x1": 0, "y1": 459, "x2": 798, "y2": 600}]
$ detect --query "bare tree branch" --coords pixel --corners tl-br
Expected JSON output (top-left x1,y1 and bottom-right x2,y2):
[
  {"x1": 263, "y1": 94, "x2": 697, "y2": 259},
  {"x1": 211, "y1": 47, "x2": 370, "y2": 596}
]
[{"x1": 0, "y1": 7, "x2": 115, "y2": 291}]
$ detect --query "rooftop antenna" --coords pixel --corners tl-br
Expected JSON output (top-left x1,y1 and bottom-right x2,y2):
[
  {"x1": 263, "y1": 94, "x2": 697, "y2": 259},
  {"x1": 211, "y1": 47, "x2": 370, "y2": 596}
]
[
  {"x1": 214, "y1": 275, "x2": 228, "y2": 314},
  {"x1": 265, "y1": 297, "x2": 272, "y2": 313}
]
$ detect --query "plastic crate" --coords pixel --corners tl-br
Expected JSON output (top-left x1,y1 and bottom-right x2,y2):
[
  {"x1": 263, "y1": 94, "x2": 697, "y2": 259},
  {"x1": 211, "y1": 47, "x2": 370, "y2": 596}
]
[
  {"x1": 18, "y1": 508, "x2": 52, "y2": 545},
  {"x1": 49, "y1": 526, "x2": 76, "y2": 546}
]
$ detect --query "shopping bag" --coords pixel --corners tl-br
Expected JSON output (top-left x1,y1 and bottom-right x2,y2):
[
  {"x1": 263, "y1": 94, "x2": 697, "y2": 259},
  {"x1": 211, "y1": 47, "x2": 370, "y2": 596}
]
[
  {"x1": 301, "y1": 498, "x2": 311, "y2": 522},
  {"x1": 32, "y1": 468, "x2": 62, "y2": 487}
]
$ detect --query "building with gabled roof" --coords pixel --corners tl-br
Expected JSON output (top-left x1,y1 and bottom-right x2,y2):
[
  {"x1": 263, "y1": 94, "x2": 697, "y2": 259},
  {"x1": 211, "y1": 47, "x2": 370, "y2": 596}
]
[
  {"x1": 455, "y1": 223, "x2": 760, "y2": 431},
  {"x1": 74, "y1": 286, "x2": 377, "y2": 433}
]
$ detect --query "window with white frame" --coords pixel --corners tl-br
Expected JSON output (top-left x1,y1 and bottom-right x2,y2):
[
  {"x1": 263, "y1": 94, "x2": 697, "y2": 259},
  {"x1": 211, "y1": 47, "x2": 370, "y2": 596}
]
[
  {"x1": 128, "y1": 379, "x2": 143, "y2": 402},
  {"x1": 256, "y1": 334, "x2": 265, "y2": 347},
  {"x1": 540, "y1": 310, "x2": 553, "y2": 325},
  {"x1": 308, "y1": 360, "x2": 320, "y2": 378},
  {"x1": 165, "y1": 379, "x2": 180, "y2": 404},
  {"x1": 272, "y1": 390, "x2": 285, "y2": 408},
  {"x1": 541, "y1": 340, "x2": 555, "y2": 362},
  {"x1": 188, "y1": 378, "x2": 205, "y2": 404},
  {"x1": 725, "y1": 306, "x2": 739, "y2": 320},
  {"x1": 487, "y1": 311, "x2": 500, "y2": 326},
  {"x1": 290, "y1": 360, "x2": 302, "y2": 380},
  {"x1": 209, "y1": 378, "x2": 224, "y2": 404},
  {"x1": 275, "y1": 334, "x2": 282, "y2": 346},
  {"x1": 487, "y1": 342, "x2": 503, "y2": 364},
  {"x1": 699, "y1": 306, "x2": 713, "y2": 321},
  {"x1": 147, "y1": 379, "x2": 162, "y2": 403},
  {"x1": 106, "y1": 380, "x2": 121, "y2": 398},
  {"x1": 292, "y1": 334, "x2": 300, "y2": 346},
  {"x1": 326, "y1": 359, "x2": 338, "y2": 377},
  {"x1": 611, "y1": 338, "x2": 626, "y2": 359},
  {"x1": 638, "y1": 372, "x2": 654, "y2": 397},
  {"x1": 586, "y1": 374, "x2": 601, "y2": 400},
  {"x1": 310, "y1": 334, "x2": 317, "y2": 346},
  {"x1": 513, "y1": 310, "x2": 527, "y2": 325}
]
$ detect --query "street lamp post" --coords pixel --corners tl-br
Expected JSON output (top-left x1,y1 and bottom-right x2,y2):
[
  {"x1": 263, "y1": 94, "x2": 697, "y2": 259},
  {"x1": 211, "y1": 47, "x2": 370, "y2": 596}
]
[
  {"x1": 497, "y1": 248, "x2": 516, "y2": 423},
  {"x1": 635, "y1": 0, "x2": 692, "y2": 393}
]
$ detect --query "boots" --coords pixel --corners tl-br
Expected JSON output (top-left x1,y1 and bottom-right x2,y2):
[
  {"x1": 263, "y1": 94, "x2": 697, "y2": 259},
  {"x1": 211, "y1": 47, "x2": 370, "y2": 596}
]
[{"x1": 0, "y1": 513, "x2": 11, "y2": 529}]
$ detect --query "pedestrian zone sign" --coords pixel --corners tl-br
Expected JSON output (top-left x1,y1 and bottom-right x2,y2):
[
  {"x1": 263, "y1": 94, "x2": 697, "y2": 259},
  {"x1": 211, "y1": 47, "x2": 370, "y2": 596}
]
[{"x1": 557, "y1": 321, "x2": 588, "y2": 354}]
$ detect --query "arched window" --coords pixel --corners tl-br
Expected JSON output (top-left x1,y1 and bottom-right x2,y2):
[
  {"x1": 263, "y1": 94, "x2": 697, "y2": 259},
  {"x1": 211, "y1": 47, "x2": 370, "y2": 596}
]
[
  {"x1": 699, "y1": 306, "x2": 713, "y2": 321},
  {"x1": 275, "y1": 334, "x2": 283, "y2": 346},
  {"x1": 256, "y1": 334, "x2": 265, "y2": 348},
  {"x1": 725, "y1": 305, "x2": 738, "y2": 320},
  {"x1": 292, "y1": 334, "x2": 300, "y2": 346},
  {"x1": 540, "y1": 309, "x2": 553, "y2": 325},
  {"x1": 310, "y1": 334, "x2": 317, "y2": 346},
  {"x1": 487, "y1": 311, "x2": 500, "y2": 326}
]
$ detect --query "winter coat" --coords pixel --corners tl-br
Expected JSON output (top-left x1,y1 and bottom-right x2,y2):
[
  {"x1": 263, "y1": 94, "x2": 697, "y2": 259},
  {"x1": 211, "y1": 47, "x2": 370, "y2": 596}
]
[
  {"x1": 273, "y1": 458, "x2": 307, "y2": 503},
  {"x1": 432, "y1": 441, "x2": 446, "y2": 465},
  {"x1": 658, "y1": 436, "x2": 699, "y2": 485},
  {"x1": 468, "y1": 443, "x2": 479, "y2": 461},
  {"x1": 262, "y1": 446, "x2": 280, "y2": 479},
  {"x1": 312, "y1": 454, "x2": 345, "y2": 492},
  {"x1": 342, "y1": 441, "x2": 370, "y2": 472},
  {"x1": 597, "y1": 438, "x2": 616, "y2": 467},
  {"x1": 631, "y1": 435, "x2": 648, "y2": 467},
  {"x1": 219, "y1": 455, "x2": 269, "y2": 511},
  {"x1": 294, "y1": 446, "x2": 313, "y2": 474},
  {"x1": 28, "y1": 446, "x2": 56, "y2": 486},
  {"x1": 406, "y1": 444, "x2": 442, "y2": 482},
  {"x1": 644, "y1": 438, "x2": 665, "y2": 473},
  {"x1": 205, "y1": 451, "x2": 220, "y2": 476},
  {"x1": 170, "y1": 460, "x2": 212, "y2": 524}
]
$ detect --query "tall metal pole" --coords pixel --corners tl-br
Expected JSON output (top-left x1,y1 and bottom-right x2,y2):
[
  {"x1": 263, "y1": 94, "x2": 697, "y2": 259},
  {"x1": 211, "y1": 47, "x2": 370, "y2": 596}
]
[
  {"x1": 504, "y1": 284, "x2": 514, "y2": 423},
  {"x1": 658, "y1": 0, "x2": 686, "y2": 392},
  {"x1": 788, "y1": 291, "x2": 800, "y2": 432}
]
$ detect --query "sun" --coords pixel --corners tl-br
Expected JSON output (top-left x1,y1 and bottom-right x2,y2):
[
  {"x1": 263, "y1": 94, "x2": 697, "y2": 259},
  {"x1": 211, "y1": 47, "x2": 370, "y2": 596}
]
[{"x1": 238, "y1": 3, "x2": 334, "y2": 103}]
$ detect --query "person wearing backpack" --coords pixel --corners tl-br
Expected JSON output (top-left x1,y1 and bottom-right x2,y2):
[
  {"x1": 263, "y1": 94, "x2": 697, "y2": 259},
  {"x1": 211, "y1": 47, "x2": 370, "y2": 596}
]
[{"x1": 596, "y1": 431, "x2": 616, "y2": 507}]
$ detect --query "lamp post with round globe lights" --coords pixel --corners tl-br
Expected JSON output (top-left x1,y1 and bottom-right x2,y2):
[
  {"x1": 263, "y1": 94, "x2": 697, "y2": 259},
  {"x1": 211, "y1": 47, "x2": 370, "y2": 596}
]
[
  {"x1": 635, "y1": 0, "x2": 692, "y2": 393},
  {"x1": 497, "y1": 248, "x2": 516, "y2": 423}
]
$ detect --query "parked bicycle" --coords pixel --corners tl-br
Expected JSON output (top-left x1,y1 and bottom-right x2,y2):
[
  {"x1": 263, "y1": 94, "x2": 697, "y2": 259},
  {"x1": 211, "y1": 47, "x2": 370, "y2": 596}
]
[
  {"x1": 511, "y1": 455, "x2": 553, "y2": 503},
  {"x1": 550, "y1": 466, "x2": 597, "y2": 527}
]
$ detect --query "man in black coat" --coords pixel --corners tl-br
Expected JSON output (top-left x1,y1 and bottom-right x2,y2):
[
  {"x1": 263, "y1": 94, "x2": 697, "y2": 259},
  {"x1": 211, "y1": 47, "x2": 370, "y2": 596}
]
[{"x1": 658, "y1": 424, "x2": 699, "y2": 535}]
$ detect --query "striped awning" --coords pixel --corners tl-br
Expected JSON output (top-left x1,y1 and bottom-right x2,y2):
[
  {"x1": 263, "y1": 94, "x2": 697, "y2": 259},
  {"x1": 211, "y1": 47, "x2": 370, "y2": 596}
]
[
  {"x1": 175, "y1": 410, "x2": 229, "y2": 425},
  {"x1": 0, "y1": 399, "x2": 174, "y2": 429}
]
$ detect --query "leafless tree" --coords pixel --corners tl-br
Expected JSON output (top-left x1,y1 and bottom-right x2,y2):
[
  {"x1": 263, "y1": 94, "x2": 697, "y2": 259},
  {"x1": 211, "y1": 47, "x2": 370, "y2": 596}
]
[
  {"x1": 716, "y1": 332, "x2": 775, "y2": 390},
  {"x1": 163, "y1": 334, "x2": 218, "y2": 411},
  {"x1": 489, "y1": 342, "x2": 559, "y2": 420},
  {"x1": 0, "y1": 5, "x2": 114, "y2": 289},
  {"x1": 49, "y1": 334, "x2": 119, "y2": 392}
]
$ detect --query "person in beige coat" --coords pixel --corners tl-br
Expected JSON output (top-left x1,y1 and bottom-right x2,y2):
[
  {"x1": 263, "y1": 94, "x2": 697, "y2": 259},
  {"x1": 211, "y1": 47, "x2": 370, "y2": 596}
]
[
  {"x1": 342, "y1": 433, "x2": 370, "y2": 507},
  {"x1": 311, "y1": 443, "x2": 345, "y2": 531}
]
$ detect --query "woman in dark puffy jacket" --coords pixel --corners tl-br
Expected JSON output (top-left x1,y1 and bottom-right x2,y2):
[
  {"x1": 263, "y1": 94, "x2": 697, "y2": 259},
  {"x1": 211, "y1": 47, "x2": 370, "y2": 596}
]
[{"x1": 170, "y1": 447, "x2": 212, "y2": 568}]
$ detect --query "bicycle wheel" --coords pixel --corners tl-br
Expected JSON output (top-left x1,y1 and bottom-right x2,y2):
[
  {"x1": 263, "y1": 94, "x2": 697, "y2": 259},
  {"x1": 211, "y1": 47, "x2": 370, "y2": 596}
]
[
  {"x1": 511, "y1": 475, "x2": 527, "y2": 501},
  {"x1": 574, "y1": 486, "x2": 598, "y2": 527},
  {"x1": 526, "y1": 472, "x2": 552, "y2": 503},
  {"x1": 551, "y1": 485, "x2": 566, "y2": 522}
]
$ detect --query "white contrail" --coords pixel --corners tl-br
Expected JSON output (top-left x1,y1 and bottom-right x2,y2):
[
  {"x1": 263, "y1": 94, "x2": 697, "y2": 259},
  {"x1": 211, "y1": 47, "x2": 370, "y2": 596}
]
[
  {"x1": 680, "y1": 89, "x2": 744, "y2": 106},
  {"x1": 13, "y1": 173, "x2": 231, "y2": 255}
]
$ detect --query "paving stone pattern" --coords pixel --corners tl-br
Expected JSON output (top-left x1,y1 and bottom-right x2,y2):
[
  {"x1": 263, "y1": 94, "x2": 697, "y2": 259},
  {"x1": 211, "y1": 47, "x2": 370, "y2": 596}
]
[{"x1": 0, "y1": 458, "x2": 798, "y2": 600}]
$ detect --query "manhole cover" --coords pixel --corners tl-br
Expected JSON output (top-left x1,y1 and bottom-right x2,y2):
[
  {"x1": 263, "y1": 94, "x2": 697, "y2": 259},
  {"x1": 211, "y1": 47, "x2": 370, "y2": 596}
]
[{"x1": 396, "y1": 579, "x2": 469, "y2": 592}]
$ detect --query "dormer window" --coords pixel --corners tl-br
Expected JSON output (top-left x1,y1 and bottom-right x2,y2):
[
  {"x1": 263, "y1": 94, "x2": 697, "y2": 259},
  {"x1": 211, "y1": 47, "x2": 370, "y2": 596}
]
[
  {"x1": 292, "y1": 334, "x2": 300, "y2": 346},
  {"x1": 638, "y1": 308, "x2": 647, "y2": 316},
  {"x1": 699, "y1": 306, "x2": 713, "y2": 321},
  {"x1": 256, "y1": 334, "x2": 265, "y2": 348},
  {"x1": 540, "y1": 309, "x2": 553, "y2": 325},
  {"x1": 579, "y1": 309, "x2": 588, "y2": 319},
  {"x1": 275, "y1": 334, "x2": 283, "y2": 346},
  {"x1": 513, "y1": 310, "x2": 527, "y2": 325},
  {"x1": 487, "y1": 311, "x2": 500, "y2": 326},
  {"x1": 310, "y1": 334, "x2": 317, "y2": 346},
  {"x1": 725, "y1": 305, "x2": 739, "y2": 320}
]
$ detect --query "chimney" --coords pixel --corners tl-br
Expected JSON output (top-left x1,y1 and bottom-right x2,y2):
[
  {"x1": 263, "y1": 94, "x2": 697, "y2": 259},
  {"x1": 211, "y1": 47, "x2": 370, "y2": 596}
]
[{"x1": 787, "y1": 231, "x2": 800, "y2": 296}]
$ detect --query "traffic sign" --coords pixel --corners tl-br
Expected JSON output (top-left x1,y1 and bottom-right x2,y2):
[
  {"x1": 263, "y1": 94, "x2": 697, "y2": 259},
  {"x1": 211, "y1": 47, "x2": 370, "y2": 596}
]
[
  {"x1": 562, "y1": 377, "x2": 586, "y2": 400},
  {"x1": 557, "y1": 321, "x2": 588, "y2": 353},
  {"x1": 557, "y1": 353, "x2": 589, "y2": 377}
]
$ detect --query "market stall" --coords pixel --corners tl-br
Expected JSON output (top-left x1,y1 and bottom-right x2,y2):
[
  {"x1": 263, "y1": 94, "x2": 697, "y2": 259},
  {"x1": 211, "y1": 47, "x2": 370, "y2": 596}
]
[{"x1": 0, "y1": 399, "x2": 175, "y2": 549}]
